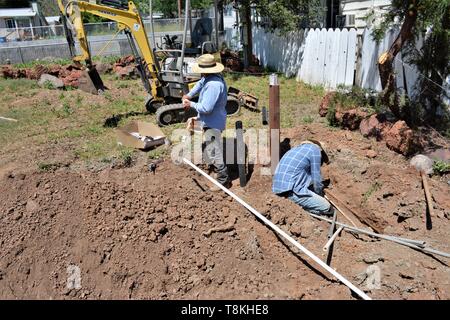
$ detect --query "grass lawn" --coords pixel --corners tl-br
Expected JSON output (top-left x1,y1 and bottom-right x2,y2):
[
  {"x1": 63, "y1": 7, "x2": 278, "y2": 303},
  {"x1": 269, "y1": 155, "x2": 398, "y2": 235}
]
[{"x1": 0, "y1": 73, "x2": 324, "y2": 170}]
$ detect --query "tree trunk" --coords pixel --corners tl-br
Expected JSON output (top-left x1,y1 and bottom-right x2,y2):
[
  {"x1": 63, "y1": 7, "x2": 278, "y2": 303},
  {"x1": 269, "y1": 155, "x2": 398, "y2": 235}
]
[
  {"x1": 178, "y1": 0, "x2": 182, "y2": 19},
  {"x1": 240, "y1": 2, "x2": 252, "y2": 69},
  {"x1": 378, "y1": 1, "x2": 418, "y2": 119}
]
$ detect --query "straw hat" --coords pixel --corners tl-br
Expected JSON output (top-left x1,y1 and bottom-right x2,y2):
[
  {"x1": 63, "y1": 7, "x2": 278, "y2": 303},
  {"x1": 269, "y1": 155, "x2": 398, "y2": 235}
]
[
  {"x1": 192, "y1": 54, "x2": 225, "y2": 74},
  {"x1": 300, "y1": 139, "x2": 330, "y2": 164}
]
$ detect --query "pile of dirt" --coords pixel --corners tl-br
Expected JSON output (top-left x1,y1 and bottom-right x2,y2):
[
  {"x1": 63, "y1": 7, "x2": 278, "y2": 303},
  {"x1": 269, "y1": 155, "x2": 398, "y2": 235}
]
[
  {"x1": 1, "y1": 64, "x2": 87, "y2": 88},
  {"x1": 1, "y1": 122, "x2": 449, "y2": 300},
  {"x1": 112, "y1": 56, "x2": 138, "y2": 79},
  {"x1": 220, "y1": 50, "x2": 264, "y2": 74}
]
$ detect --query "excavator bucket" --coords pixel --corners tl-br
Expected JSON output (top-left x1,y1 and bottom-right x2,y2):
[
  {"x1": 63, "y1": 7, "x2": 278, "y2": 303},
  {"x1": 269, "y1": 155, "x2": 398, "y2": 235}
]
[{"x1": 77, "y1": 67, "x2": 106, "y2": 95}]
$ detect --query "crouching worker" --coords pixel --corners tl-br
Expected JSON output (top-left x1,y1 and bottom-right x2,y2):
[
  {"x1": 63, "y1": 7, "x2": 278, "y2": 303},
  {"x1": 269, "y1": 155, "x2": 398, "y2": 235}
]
[{"x1": 272, "y1": 140, "x2": 334, "y2": 216}]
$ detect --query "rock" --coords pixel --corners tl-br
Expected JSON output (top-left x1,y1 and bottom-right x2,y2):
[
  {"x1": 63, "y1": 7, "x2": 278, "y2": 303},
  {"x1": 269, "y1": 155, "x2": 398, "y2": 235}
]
[
  {"x1": 359, "y1": 114, "x2": 393, "y2": 140},
  {"x1": 408, "y1": 219, "x2": 421, "y2": 231},
  {"x1": 365, "y1": 150, "x2": 378, "y2": 159},
  {"x1": 14, "y1": 212, "x2": 23, "y2": 221},
  {"x1": 409, "y1": 155, "x2": 434, "y2": 175},
  {"x1": 95, "y1": 62, "x2": 113, "y2": 74},
  {"x1": 362, "y1": 254, "x2": 384, "y2": 264},
  {"x1": 61, "y1": 70, "x2": 84, "y2": 87},
  {"x1": 153, "y1": 223, "x2": 167, "y2": 235},
  {"x1": 384, "y1": 121, "x2": 417, "y2": 156},
  {"x1": 289, "y1": 223, "x2": 302, "y2": 237},
  {"x1": 25, "y1": 200, "x2": 39, "y2": 213},
  {"x1": 399, "y1": 272, "x2": 414, "y2": 280},
  {"x1": 394, "y1": 210, "x2": 414, "y2": 221},
  {"x1": 38, "y1": 74, "x2": 64, "y2": 89},
  {"x1": 335, "y1": 108, "x2": 369, "y2": 130},
  {"x1": 319, "y1": 92, "x2": 336, "y2": 117},
  {"x1": 196, "y1": 257, "x2": 206, "y2": 268},
  {"x1": 115, "y1": 65, "x2": 137, "y2": 79}
]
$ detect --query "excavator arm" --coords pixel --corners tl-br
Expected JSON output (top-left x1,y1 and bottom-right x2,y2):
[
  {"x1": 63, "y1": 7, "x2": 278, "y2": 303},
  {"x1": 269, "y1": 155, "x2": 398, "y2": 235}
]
[{"x1": 57, "y1": 0, "x2": 163, "y2": 102}]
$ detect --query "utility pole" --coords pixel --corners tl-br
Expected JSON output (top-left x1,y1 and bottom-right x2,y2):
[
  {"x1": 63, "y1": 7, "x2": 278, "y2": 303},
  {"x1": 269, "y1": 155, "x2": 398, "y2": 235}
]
[{"x1": 178, "y1": 0, "x2": 182, "y2": 20}]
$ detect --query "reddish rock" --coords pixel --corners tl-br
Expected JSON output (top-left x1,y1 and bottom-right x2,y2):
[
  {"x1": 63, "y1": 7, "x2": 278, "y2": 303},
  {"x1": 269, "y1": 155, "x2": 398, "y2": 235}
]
[
  {"x1": 384, "y1": 121, "x2": 417, "y2": 156},
  {"x1": 34, "y1": 65, "x2": 49, "y2": 79},
  {"x1": 319, "y1": 92, "x2": 336, "y2": 117},
  {"x1": 1, "y1": 65, "x2": 17, "y2": 78},
  {"x1": 115, "y1": 65, "x2": 137, "y2": 79},
  {"x1": 359, "y1": 114, "x2": 393, "y2": 140},
  {"x1": 61, "y1": 70, "x2": 84, "y2": 87},
  {"x1": 47, "y1": 65, "x2": 63, "y2": 77},
  {"x1": 24, "y1": 68, "x2": 38, "y2": 80},
  {"x1": 365, "y1": 150, "x2": 378, "y2": 159},
  {"x1": 335, "y1": 108, "x2": 369, "y2": 130}
]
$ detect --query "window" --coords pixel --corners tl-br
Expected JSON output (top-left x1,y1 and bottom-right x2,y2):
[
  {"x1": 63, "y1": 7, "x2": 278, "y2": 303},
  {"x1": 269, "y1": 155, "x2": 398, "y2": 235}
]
[
  {"x1": 346, "y1": 14, "x2": 356, "y2": 27},
  {"x1": 5, "y1": 19, "x2": 16, "y2": 30}
]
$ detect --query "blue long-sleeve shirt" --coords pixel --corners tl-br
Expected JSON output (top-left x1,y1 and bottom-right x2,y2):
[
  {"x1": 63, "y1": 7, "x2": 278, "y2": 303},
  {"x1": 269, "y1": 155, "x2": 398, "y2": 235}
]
[
  {"x1": 187, "y1": 74, "x2": 228, "y2": 131},
  {"x1": 272, "y1": 143, "x2": 324, "y2": 196}
]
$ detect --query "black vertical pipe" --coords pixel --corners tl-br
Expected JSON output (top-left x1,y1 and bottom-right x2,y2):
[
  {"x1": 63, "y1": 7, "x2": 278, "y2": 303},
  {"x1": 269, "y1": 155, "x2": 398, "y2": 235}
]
[{"x1": 235, "y1": 121, "x2": 246, "y2": 188}]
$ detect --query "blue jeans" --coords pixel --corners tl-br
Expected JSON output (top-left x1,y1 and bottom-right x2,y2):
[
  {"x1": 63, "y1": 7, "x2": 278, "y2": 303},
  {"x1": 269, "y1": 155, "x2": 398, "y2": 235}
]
[{"x1": 287, "y1": 191, "x2": 333, "y2": 215}]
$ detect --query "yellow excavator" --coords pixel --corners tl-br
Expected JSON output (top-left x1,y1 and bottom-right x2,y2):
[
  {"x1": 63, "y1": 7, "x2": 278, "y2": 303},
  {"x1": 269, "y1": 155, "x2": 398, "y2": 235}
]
[{"x1": 57, "y1": 0, "x2": 244, "y2": 126}]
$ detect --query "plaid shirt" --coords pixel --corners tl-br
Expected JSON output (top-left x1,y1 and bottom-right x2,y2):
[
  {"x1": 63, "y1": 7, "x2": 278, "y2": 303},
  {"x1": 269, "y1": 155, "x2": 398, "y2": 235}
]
[{"x1": 272, "y1": 143, "x2": 324, "y2": 196}]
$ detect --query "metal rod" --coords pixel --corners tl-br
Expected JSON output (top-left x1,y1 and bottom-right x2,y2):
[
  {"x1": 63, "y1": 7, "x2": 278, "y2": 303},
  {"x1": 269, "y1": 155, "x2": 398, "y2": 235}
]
[
  {"x1": 178, "y1": 0, "x2": 190, "y2": 77},
  {"x1": 324, "y1": 227, "x2": 344, "y2": 252},
  {"x1": 183, "y1": 157, "x2": 372, "y2": 300},
  {"x1": 328, "y1": 208, "x2": 338, "y2": 239},
  {"x1": 308, "y1": 213, "x2": 450, "y2": 259}
]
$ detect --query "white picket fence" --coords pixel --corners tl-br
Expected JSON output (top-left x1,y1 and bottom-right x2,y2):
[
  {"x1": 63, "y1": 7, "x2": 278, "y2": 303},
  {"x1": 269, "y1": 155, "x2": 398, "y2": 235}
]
[
  {"x1": 252, "y1": 28, "x2": 358, "y2": 89},
  {"x1": 247, "y1": 26, "x2": 450, "y2": 103},
  {"x1": 298, "y1": 28, "x2": 357, "y2": 89},
  {"x1": 359, "y1": 28, "x2": 422, "y2": 98}
]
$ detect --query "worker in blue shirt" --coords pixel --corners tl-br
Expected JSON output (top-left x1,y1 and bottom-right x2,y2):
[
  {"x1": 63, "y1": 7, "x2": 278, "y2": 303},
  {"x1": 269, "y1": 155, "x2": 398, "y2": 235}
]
[
  {"x1": 272, "y1": 140, "x2": 334, "y2": 216},
  {"x1": 183, "y1": 54, "x2": 231, "y2": 190}
]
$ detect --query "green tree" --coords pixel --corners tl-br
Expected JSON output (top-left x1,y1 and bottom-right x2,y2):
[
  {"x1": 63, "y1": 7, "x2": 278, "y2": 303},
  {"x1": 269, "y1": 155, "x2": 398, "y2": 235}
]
[
  {"x1": 226, "y1": 0, "x2": 325, "y2": 67},
  {"x1": 134, "y1": 0, "x2": 213, "y2": 18},
  {"x1": 0, "y1": 0, "x2": 30, "y2": 8},
  {"x1": 373, "y1": 0, "x2": 450, "y2": 125}
]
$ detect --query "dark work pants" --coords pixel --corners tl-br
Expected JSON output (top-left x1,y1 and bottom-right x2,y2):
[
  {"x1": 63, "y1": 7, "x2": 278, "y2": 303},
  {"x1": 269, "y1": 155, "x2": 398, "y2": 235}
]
[{"x1": 203, "y1": 128, "x2": 229, "y2": 185}]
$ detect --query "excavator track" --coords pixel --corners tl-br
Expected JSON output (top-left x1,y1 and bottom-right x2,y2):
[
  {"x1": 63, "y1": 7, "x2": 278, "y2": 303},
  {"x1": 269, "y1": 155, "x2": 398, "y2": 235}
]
[
  {"x1": 156, "y1": 104, "x2": 198, "y2": 127},
  {"x1": 156, "y1": 96, "x2": 241, "y2": 127}
]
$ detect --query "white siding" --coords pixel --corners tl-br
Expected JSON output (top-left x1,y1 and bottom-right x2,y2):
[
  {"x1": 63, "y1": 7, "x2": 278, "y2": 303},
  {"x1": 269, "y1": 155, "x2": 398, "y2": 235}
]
[{"x1": 341, "y1": 0, "x2": 391, "y2": 32}]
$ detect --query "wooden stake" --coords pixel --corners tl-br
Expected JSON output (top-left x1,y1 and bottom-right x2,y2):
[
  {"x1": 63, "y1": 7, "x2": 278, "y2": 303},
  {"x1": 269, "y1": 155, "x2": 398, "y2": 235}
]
[
  {"x1": 421, "y1": 171, "x2": 434, "y2": 230},
  {"x1": 269, "y1": 74, "x2": 280, "y2": 175}
]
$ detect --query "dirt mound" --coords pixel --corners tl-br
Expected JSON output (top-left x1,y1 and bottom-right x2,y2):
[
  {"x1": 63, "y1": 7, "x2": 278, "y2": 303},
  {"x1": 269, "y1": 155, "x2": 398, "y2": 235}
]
[
  {"x1": 1, "y1": 122, "x2": 449, "y2": 300},
  {"x1": 0, "y1": 163, "x2": 341, "y2": 299}
]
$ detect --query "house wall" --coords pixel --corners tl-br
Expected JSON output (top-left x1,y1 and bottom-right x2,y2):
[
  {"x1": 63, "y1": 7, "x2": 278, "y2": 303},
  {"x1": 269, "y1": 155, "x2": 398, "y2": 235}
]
[
  {"x1": 341, "y1": 0, "x2": 391, "y2": 30},
  {"x1": 0, "y1": 18, "x2": 6, "y2": 29}
]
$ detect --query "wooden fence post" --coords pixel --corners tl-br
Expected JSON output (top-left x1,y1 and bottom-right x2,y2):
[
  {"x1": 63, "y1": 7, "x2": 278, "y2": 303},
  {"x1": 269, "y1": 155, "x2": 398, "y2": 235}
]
[{"x1": 269, "y1": 74, "x2": 280, "y2": 175}]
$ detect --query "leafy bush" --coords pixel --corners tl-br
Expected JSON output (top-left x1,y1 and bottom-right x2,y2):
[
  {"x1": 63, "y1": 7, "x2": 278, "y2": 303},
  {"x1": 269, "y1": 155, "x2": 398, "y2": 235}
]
[{"x1": 433, "y1": 161, "x2": 450, "y2": 175}]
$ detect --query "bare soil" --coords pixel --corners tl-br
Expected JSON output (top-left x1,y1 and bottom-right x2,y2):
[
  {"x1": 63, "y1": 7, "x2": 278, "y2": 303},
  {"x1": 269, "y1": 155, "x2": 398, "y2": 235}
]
[{"x1": 1, "y1": 123, "x2": 449, "y2": 300}]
